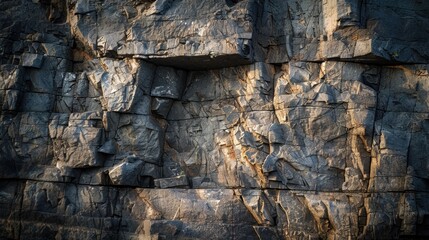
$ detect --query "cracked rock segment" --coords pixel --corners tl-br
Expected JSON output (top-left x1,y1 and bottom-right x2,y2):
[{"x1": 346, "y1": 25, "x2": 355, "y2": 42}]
[{"x1": 0, "y1": 0, "x2": 429, "y2": 239}]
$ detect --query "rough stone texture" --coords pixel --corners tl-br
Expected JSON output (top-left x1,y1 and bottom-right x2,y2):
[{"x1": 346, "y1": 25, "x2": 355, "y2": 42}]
[{"x1": 1, "y1": 0, "x2": 429, "y2": 239}]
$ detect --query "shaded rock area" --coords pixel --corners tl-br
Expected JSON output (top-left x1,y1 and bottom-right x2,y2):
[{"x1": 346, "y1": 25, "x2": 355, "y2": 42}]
[{"x1": 1, "y1": 0, "x2": 429, "y2": 239}]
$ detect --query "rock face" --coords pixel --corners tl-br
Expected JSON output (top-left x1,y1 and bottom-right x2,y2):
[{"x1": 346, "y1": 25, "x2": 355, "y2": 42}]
[{"x1": 1, "y1": 0, "x2": 429, "y2": 239}]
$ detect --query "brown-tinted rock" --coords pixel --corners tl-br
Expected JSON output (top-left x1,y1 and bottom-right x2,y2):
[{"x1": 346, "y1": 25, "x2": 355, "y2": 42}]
[{"x1": 0, "y1": 0, "x2": 428, "y2": 239}]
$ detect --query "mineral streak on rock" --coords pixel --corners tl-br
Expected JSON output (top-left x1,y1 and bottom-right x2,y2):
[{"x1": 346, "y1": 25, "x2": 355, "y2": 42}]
[{"x1": 0, "y1": 0, "x2": 429, "y2": 239}]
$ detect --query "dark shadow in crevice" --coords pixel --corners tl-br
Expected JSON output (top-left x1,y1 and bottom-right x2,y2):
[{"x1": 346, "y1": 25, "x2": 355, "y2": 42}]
[{"x1": 225, "y1": 0, "x2": 241, "y2": 8}]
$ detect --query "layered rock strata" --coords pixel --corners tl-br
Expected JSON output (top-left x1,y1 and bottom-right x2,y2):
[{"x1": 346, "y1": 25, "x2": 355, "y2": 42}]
[{"x1": 1, "y1": 0, "x2": 429, "y2": 239}]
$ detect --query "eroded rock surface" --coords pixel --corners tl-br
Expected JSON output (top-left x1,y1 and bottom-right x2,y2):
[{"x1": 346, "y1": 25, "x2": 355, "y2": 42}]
[{"x1": 1, "y1": 0, "x2": 429, "y2": 239}]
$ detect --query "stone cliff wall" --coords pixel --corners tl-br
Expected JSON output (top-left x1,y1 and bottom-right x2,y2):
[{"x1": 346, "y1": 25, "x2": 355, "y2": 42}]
[{"x1": 1, "y1": 0, "x2": 429, "y2": 239}]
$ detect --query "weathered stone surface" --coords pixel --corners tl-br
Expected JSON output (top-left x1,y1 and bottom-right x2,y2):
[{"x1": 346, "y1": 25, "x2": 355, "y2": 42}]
[
  {"x1": 86, "y1": 58, "x2": 154, "y2": 113},
  {"x1": 154, "y1": 175, "x2": 189, "y2": 189},
  {"x1": 257, "y1": 0, "x2": 429, "y2": 64},
  {"x1": 51, "y1": 112, "x2": 104, "y2": 169},
  {"x1": 115, "y1": 114, "x2": 164, "y2": 165},
  {"x1": 21, "y1": 53, "x2": 44, "y2": 68},
  {"x1": 68, "y1": 0, "x2": 257, "y2": 69},
  {"x1": 108, "y1": 155, "x2": 144, "y2": 186},
  {"x1": 151, "y1": 66, "x2": 186, "y2": 99},
  {"x1": 0, "y1": 0, "x2": 429, "y2": 239}
]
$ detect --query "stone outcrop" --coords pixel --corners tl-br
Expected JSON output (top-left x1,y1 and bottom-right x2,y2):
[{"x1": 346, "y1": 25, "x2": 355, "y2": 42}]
[{"x1": 1, "y1": 0, "x2": 429, "y2": 239}]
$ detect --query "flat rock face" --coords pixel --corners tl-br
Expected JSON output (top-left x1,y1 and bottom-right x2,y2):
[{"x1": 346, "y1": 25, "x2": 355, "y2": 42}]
[
  {"x1": 1, "y1": 0, "x2": 429, "y2": 239},
  {"x1": 69, "y1": 0, "x2": 257, "y2": 69}
]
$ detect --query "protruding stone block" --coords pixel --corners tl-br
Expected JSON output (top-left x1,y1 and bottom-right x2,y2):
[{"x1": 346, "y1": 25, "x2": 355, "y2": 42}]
[{"x1": 21, "y1": 53, "x2": 44, "y2": 68}]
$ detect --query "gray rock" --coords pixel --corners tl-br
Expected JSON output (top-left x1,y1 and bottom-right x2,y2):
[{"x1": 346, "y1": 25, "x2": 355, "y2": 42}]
[
  {"x1": 268, "y1": 123, "x2": 286, "y2": 144},
  {"x1": 41, "y1": 43, "x2": 71, "y2": 60},
  {"x1": 108, "y1": 156, "x2": 144, "y2": 186},
  {"x1": 0, "y1": 64, "x2": 24, "y2": 90},
  {"x1": 74, "y1": 0, "x2": 258, "y2": 68},
  {"x1": 146, "y1": 0, "x2": 174, "y2": 15},
  {"x1": 151, "y1": 97, "x2": 173, "y2": 118},
  {"x1": 1, "y1": 0, "x2": 429, "y2": 239},
  {"x1": 150, "y1": 66, "x2": 186, "y2": 100},
  {"x1": 2, "y1": 89, "x2": 21, "y2": 111},
  {"x1": 21, "y1": 53, "x2": 44, "y2": 68},
  {"x1": 141, "y1": 162, "x2": 161, "y2": 179},
  {"x1": 74, "y1": 0, "x2": 96, "y2": 14},
  {"x1": 50, "y1": 112, "x2": 104, "y2": 169},
  {"x1": 115, "y1": 114, "x2": 164, "y2": 164},
  {"x1": 98, "y1": 139, "x2": 116, "y2": 155},
  {"x1": 92, "y1": 59, "x2": 142, "y2": 112},
  {"x1": 20, "y1": 92, "x2": 55, "y2": 112},
  {"x1": 27, "y1": 69, "x2": 56, "y2": 94},
  {"x1": 240, "y1": 189, "x2": 275, "y2": 225},
  {"x1": 136, "y1": 61, "x2": 157, "y2": 95},
  {"x1": 61, "y1": 126, "x2": 104, "y2": 168},
  {"x1": 154, "y1": 175, "x2": 189, "y2": 189}
]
